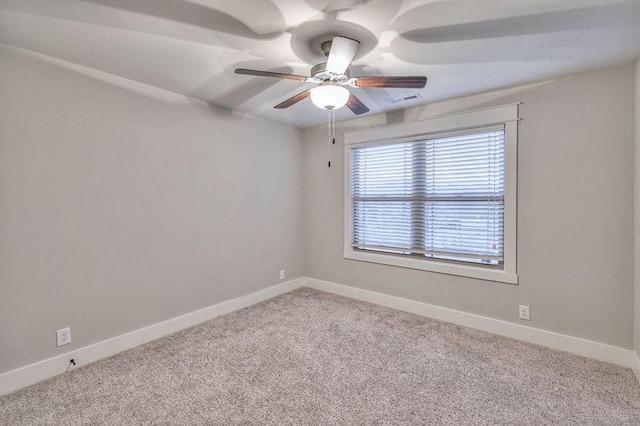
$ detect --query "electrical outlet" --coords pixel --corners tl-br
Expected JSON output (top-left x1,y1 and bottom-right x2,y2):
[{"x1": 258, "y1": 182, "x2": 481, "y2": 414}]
[
  {"x1": 279, "y1": 270, "x2": 285, "y2": 280},
  {"x1": 56, "y1": 327, "x2": 71, "y2": 347},
  {"x1": 519, "y1": 305, "x2": 530, "y2": 321}
]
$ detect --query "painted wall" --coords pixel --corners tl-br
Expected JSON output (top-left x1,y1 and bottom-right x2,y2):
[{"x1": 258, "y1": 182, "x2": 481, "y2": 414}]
[
  {"x1": 1, "y1": 39, "x2": 635, "y2": 377},
  {"x1": 303, "y1": 64, "x2": 635, "y2": 348},
  {"x1": 0, "y1": 45, "x2": 304, "y2": 374},
  {"x1": 635, "y1": 59, "x2": 640, "y2": 355}
]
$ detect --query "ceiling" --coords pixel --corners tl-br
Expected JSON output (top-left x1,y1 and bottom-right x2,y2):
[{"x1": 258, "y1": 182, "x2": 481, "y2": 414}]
[{"x1": 1, "y1": 0, "x2": 639, "y2": 128}]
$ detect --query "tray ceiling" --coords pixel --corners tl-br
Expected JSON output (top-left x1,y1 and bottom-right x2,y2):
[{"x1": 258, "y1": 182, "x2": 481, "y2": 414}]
[{"x1": 1, "y1": 0, "x2": 639, "y2": 128}]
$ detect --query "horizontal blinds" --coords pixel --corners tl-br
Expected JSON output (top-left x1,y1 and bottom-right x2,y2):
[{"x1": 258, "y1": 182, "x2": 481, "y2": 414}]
[{"x1": 351, "y1": 128, "x2": 505, "y2": 266}]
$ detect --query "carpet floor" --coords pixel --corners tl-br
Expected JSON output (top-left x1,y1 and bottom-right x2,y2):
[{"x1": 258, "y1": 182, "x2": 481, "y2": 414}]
[{"x1": 1, "y1": 287, "x2": 640, "y2": 425}]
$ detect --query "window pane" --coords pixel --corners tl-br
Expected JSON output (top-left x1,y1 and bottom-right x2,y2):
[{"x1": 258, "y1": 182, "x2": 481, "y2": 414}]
[
  {"x1": 351, "y1": 142, "x2": 415, "y2": 198},
  {"x1": 351, "y1": 128, "x2": 505, "y2": 266},
  {"x1": 352, "y1": 201, "x2": 413, "y2": 254},
  {"x1": 424, "y1": 200, "x2": 504, "y2": 265}
]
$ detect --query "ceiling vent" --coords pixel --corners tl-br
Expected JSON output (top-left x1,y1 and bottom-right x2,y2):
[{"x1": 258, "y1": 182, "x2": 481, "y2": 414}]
[{"x1": 386, "y1": 93, "x2": 423, "y2": 104}]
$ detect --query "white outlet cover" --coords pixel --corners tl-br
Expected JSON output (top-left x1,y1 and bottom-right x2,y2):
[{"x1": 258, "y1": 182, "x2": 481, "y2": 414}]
[
  {"x1": 57, "y1": 327, "x2": 71, "y2": 347},
  {"x1": 279, "y1": 270, "x2": 285, "y2": 280},
  {"x1": 519, "y1": 305, "x2": 530, "y2": 321}
]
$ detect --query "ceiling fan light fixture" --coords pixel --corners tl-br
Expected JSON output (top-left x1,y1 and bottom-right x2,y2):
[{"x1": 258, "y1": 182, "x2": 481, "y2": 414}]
[{"x1": 310, "y1": 85, "x2": 350, "y2": 110}]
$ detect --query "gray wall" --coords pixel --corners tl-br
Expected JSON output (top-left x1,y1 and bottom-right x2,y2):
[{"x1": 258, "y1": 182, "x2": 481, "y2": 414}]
[
  {"x1": 303, "y1": 64, "x2": 636, "y2": 349},
  {"x1": 0, "y1": 45, "x2": 304, "y2": 374},
  {"x1": 1, "y1": 40, "x2": 636, "y2": 376},
  {"x1": 635, "y1": 59, "x2": 640, "y2": 354}
]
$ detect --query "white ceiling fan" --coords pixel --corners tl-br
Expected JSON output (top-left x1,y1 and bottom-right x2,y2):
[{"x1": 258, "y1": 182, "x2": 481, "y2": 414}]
[{"x1": 235, "y1": 36, "x2": 427, "y2": 115}]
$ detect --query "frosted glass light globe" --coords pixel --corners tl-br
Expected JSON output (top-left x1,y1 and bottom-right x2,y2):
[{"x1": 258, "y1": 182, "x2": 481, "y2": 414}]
[{"x1": 310, "y1": 85, "x2": 350, "y2": 110}]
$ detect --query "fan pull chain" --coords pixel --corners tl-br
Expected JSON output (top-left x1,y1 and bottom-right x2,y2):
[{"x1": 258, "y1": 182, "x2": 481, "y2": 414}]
[
  {"x1": 332, "y1": 109, "x2": 336, "y2": 145},
  {"x1": 327, "y1": 109, "x2": 332, "y2": 168},
  {"x1": 327, "y1": 108, "x2": 337, "y2": 168}
]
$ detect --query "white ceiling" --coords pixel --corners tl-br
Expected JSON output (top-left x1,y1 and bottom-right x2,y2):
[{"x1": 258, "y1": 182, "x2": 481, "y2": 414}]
[{"x1": 1, "y1": 0, "x2": 639, "y2": 128}]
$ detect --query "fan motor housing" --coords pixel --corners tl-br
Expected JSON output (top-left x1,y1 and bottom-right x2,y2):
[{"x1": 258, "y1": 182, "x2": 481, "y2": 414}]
[{"x1": 311, "y1": 62, "x2": 350, "y2": 82}]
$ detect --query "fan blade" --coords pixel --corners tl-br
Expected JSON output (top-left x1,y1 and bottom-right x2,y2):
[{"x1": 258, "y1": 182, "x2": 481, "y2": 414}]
[
  {"x1": 274, "y1": 90, "x2": 311, "y2": 109},
  {"x1": 235, "y1": 68, "x2": 307, "y2": 82},
  {"x1": 346, "y1": 93, "x2": 369, "y2": 115},
  {"x1": 354, "y1": 76, "x2": 427, "y2": 88},
  {"x1": 326, "y1": 36, "x2": 360, "y2": 75}
]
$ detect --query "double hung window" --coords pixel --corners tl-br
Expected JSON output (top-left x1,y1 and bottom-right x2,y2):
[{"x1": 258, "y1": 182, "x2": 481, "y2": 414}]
[{"x1": 344, "y1": 105, "x2": 518, "y2": 284}]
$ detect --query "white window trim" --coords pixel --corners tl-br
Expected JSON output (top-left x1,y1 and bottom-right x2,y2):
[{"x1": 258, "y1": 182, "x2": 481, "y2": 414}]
[{"x1": 343, "y1": 104, "x2": 519, "y2": 285}]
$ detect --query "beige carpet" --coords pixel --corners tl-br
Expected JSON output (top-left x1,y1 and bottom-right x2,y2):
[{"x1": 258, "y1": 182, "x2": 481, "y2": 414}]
[{"x1": 2, "y1": 287, "x2": 640, "y2": 425}]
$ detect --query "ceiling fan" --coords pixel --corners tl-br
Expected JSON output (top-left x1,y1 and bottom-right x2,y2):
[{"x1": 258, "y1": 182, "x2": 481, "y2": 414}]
[{"x1": 234, "y1": 36, "x2": 427, "y2": 115}]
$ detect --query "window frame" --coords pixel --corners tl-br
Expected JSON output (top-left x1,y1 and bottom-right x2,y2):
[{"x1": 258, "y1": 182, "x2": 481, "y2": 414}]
[{"x1": 343, "y1": 104, "x2": 519, "y2": 284}]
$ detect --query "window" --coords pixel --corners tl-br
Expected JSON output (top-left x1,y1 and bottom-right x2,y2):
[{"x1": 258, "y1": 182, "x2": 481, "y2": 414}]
[
  {"x1": 351, "y1": 127, "x2": 504, "y2": 264},
  {"x1": 344, "y1": 105, "x2": 518, "y2": 284}
]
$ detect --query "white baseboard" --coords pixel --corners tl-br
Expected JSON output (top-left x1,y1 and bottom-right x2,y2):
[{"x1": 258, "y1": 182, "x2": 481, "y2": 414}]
[
  {"x1": 2, "y1": 276, "x2": 634, "y2": 396},
  {"x1": 631, "y1": 351, "x2": 640, "y2": 383},
  {"x1": 304, "y1": 277, "x2": 633, "y2": 369},
  {"x1": 0, "y1": 278, "x2": 305, "y2": 396}
]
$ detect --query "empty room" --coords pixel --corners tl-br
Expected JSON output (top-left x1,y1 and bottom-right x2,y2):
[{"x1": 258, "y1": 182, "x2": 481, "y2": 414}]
[{"x1": 2, "y1": 0, "x2": 640, "y2": 424}]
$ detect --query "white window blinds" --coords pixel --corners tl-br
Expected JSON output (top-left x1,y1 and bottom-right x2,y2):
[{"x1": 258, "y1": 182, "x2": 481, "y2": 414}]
[{"x1": 350, "y1": 127, "x2": 505, "y2": 266}]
